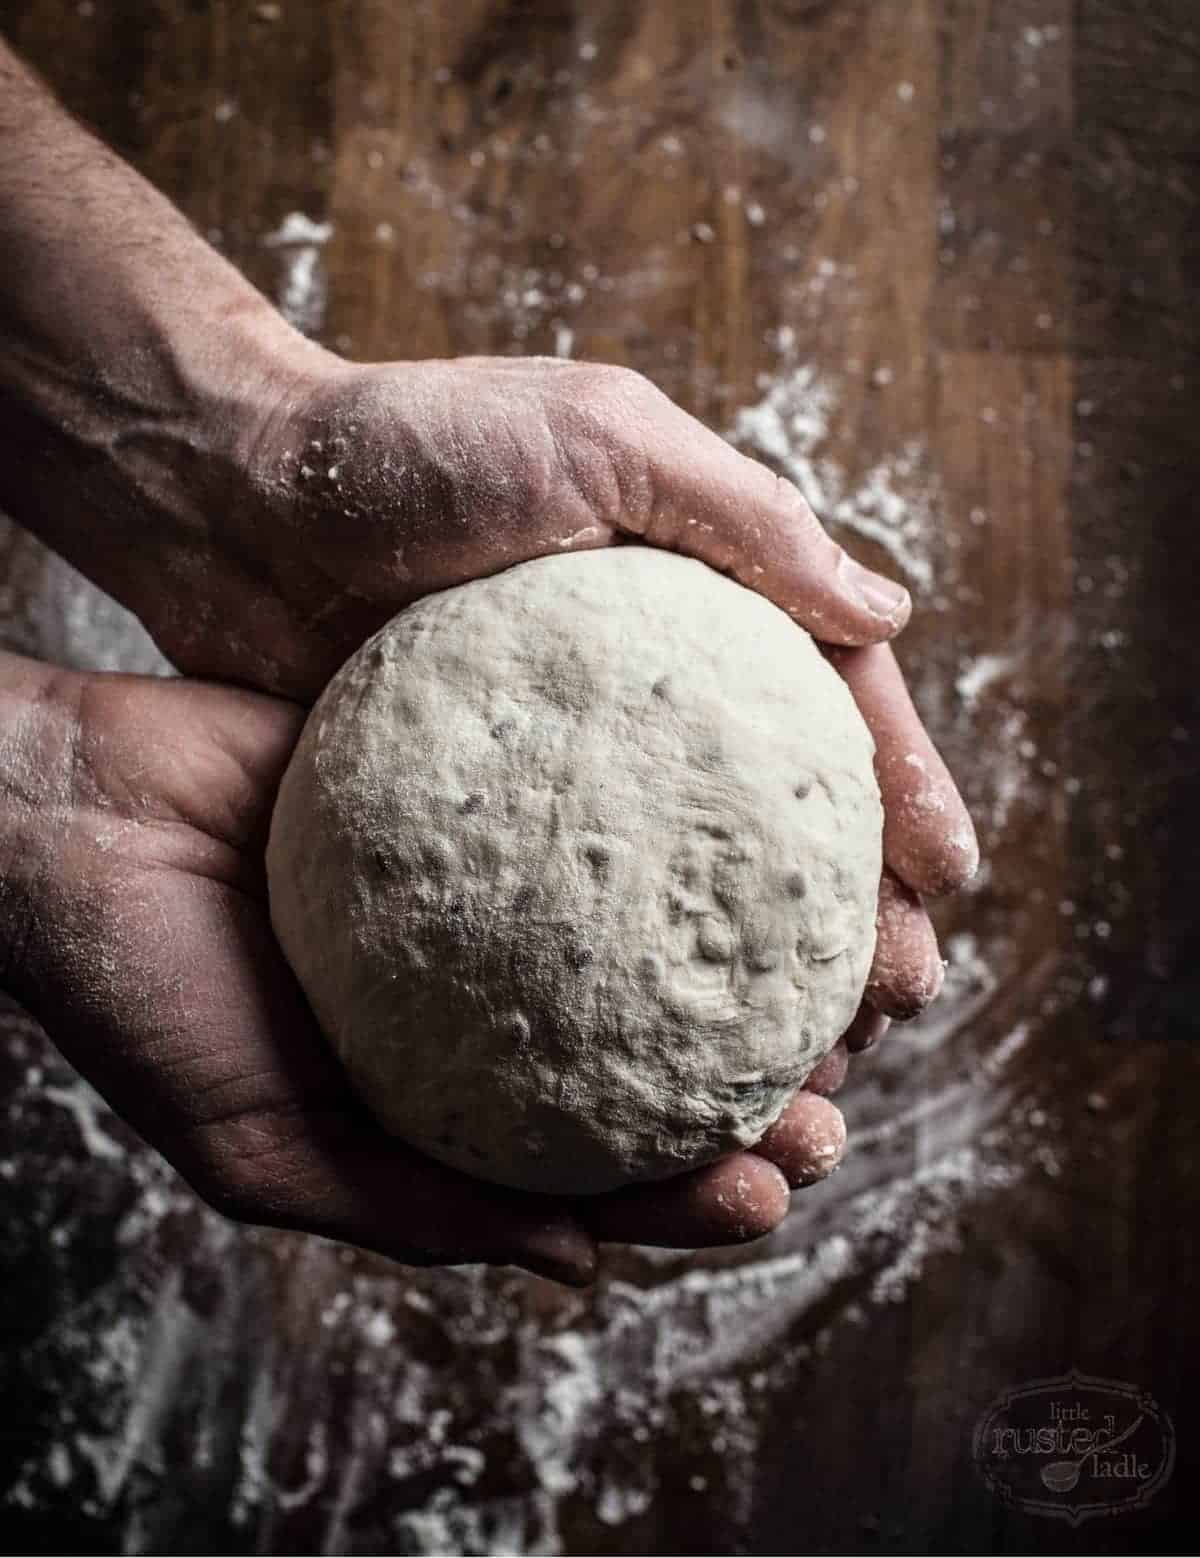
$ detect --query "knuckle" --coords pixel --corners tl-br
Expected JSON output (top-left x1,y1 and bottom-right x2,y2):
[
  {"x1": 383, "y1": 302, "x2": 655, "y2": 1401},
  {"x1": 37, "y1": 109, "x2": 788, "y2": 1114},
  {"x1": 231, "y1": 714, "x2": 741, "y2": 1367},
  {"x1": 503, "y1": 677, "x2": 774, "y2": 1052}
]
[
  {"x1": 587, "y1": 363, "x2": 662, "y2": 419},
  {"x1": 562, "y1": 368, "x2": 658, "y2": 523},
  {"x1": 771, "y1": 470, "x2": 816, "y2": 519},
  {"x1": 788, "y1": 488, "x2": 838, "y2": 556}
]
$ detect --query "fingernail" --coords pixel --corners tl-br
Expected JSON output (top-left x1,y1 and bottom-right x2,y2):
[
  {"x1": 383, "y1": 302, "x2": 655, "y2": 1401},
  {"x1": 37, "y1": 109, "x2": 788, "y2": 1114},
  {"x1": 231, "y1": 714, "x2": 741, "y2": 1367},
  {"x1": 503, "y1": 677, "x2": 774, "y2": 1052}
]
[{"x1": 839, "y1": 554, "x2": 911, "y2": 626}]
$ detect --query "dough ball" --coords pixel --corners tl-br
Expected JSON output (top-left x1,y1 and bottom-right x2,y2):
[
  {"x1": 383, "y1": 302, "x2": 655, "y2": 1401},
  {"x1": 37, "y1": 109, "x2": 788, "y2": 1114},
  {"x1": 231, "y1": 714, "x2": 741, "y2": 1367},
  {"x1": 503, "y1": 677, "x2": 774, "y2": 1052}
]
[{"x1": 266, "y1": 548, "x2": 882, "y2": 1194}]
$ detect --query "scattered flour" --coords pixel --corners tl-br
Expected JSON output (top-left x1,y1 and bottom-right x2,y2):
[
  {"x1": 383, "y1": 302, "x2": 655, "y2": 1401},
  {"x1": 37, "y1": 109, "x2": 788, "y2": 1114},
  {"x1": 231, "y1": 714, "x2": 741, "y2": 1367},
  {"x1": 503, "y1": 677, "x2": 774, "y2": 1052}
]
[
  {"x1": 728, "y1": 367, "x2": 939, "y2": 592},
  {"x1": 263, "y1": 211, "x2": 332, "y2": 336},
  {"x1": 956, "y1": 650, "x2": 1018, "y2": 711},
  {"x1": 0, "y1": 520, "x2": 170, "y2": 673},
  {"x1": 1, "y1": 922, "x2": 1050, "y2": 1554},
  {"x1": 41, "y1": 1080, "x2": 128, "y2": 1163},
  {"x1": 0, "y1": 357, "x2": 1050, "y2": 1554}
]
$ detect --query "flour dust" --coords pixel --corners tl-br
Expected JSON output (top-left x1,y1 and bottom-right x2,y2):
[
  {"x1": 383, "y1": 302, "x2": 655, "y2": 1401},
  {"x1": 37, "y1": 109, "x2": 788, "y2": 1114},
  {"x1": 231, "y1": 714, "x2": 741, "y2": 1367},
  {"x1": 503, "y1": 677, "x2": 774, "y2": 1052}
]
[{"x1": 1, "y1": 362, "x2": 1062, "y2": 1551}]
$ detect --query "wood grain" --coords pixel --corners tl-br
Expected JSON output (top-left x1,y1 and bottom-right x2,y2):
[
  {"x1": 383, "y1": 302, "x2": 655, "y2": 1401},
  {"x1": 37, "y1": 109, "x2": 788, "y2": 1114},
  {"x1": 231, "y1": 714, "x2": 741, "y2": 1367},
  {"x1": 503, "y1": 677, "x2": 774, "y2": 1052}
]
[{"x1": 2, "y1": 1, "x2": 1197, "y2": 1551}]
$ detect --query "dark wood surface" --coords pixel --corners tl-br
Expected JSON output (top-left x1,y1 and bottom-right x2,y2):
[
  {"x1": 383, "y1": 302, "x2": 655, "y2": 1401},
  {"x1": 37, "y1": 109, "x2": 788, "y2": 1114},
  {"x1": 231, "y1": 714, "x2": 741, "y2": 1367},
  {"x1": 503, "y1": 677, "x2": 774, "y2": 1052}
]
[{"x1": 1, "y1": 2, "x2": 1197, "y2": 1552}]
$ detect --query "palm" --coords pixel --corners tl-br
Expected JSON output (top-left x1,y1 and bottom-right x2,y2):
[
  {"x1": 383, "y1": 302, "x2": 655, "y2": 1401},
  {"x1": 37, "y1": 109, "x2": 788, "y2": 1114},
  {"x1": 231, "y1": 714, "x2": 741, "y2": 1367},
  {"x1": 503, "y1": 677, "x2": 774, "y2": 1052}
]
[{"x1": 29, "y1": 671, "x2": 837, "y2": 1282}]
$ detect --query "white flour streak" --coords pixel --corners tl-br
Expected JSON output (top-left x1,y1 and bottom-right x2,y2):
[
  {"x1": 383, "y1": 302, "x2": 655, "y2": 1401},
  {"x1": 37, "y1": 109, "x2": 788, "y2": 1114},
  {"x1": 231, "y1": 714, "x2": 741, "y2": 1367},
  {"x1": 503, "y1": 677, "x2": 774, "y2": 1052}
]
[
  {"x1": 42, "y1": 1080, "x2": 127, "y2": 1162},
  {"x1": 263, "y1": 211, "x2": 332, "y2": 336},
  {"x1": 264, "y1": 212, "x2": 333, "y2": 247},
  {"x1": 728, "y1": 364, "x2": 836, "y2": 511},
  {"x1": 76, "y1": 1270, "x2": 200, "y2": 1505},
  {"x1": 986, "y1": 1020, "x2": 1034, "y2": 1074},
  {"x1": 832, "y1": 449, "x2": 936, "y2": 593},
  {"x1": 989, "y1": 708, "x2": 1032, "y2": 832},
  {"x1": 957, "y1": 650, "x2": 1018, "y2": 710},
  {"x1": 729, "y1": 369, "x2": 939, "y2": 592}
]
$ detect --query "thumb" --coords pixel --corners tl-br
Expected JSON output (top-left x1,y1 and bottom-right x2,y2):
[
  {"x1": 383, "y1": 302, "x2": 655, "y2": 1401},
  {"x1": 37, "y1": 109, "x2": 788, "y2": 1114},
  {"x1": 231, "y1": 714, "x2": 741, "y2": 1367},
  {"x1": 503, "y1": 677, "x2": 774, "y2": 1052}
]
[
  {"x1": 631, "y1": 407, "x2": 911, "y2": 645},
  {"x1": 206, "y1": 1119, "x2": 600, "y2": 1287},
  {"x1": 321, "y1": 1139, "x2": 601, "y2": 1286}
]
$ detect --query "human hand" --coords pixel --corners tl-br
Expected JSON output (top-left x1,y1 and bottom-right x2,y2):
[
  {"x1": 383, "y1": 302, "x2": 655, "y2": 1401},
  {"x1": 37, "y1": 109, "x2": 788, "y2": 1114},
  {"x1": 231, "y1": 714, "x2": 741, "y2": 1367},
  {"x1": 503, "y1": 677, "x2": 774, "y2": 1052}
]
[
  {"x1": 0, "y1": 48, "x2": 972, "y2": 1055},
  {"x1": 0, "y1": 652, "x2": 868, "y2": 1283},
  {"x1": 231, "y1": 351, "x2": 976, "y2": 1039},
  {"x1": 167, "y1": 351, "x2": 971, "y2": 1044},
  {"x1": 176, "y1": 352, "x2": 917, "y2": 696}
]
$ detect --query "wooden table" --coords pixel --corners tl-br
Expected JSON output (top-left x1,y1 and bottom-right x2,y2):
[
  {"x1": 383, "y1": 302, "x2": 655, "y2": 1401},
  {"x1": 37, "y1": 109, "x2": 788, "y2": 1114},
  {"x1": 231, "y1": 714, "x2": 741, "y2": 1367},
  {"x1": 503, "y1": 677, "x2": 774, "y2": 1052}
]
[{"x1": 1, "y1": 2, "x2": 1196, "y2": 1551}]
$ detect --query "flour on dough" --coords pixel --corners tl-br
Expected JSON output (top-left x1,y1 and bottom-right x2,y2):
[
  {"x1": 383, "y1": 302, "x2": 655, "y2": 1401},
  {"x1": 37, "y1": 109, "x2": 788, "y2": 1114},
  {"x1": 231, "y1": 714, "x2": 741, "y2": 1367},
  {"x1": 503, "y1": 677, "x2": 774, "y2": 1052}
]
[{"x1": 267, "y1": 547, "x2": 882, "y2": 1194}]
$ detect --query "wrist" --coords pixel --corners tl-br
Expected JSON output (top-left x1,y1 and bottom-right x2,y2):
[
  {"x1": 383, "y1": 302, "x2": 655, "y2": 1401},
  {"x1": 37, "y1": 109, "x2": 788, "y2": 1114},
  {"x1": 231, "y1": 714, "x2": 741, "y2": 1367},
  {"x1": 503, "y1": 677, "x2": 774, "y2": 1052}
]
[
  {"x1": 0, "y1": 273, "x2": 331, "y2": 656},
  {"x1": 212, "y1": 314, "x2": 339, "y2": 524}
]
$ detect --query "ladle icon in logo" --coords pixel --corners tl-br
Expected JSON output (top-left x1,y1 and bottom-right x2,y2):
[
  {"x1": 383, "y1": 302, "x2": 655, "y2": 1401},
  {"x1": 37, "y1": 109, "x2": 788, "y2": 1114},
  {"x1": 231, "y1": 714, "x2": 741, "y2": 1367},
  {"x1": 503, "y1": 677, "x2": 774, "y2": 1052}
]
[
  {"x1": 974, "y1": 1371, "x2": 1174, "y2": 1525},
  {"x1": 1040, "y1": 1413, "x2": 1144, "y2": 1495}
]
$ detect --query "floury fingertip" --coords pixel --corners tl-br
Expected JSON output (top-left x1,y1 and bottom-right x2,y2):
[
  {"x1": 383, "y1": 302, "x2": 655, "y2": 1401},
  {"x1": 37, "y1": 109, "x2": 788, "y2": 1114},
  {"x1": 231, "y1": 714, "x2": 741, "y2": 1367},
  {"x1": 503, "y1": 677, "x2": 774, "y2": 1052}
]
[{"x1": 838, "y1": 552, "x2": 912, "y2": 630}]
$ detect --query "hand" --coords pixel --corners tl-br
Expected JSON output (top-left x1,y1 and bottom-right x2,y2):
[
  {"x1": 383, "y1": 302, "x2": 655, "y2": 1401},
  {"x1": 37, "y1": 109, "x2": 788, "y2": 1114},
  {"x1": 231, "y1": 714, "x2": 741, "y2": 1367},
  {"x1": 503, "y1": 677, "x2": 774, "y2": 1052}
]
[
  {"x1": 171, "y1": 352, "x2": 918, "y2": 696},
  {"x1": 52, "y1": 343, "x2": 976, "y2": 1059},
  {"x1": 0, "y1": 653, "x2": 862, "y2": 1284},
  {"x1": 233, "y1": 351, "x2": 977, "y2": 1036},
  {"x1": 0, "y1": 43, "x2": 973, "y2": 1065}
]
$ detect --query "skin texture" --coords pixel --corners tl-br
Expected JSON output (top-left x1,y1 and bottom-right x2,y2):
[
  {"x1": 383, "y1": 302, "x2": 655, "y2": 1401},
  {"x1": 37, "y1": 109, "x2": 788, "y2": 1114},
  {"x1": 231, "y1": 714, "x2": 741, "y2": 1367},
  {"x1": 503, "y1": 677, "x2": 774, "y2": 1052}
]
[
  {"x1": 0, "y1": 650, "x2": 857, "y2": 1282},
  {"x1": 0, "y1": 40, "x2": 978, "y2": 1275}
]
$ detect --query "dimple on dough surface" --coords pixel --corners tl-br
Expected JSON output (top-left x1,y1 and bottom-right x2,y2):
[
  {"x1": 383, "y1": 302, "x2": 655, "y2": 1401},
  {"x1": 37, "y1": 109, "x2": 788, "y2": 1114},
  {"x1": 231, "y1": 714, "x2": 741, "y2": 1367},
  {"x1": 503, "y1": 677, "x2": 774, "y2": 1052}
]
[{"x1": 267, "y1": 547, "x2": 883, "y2": 1193}]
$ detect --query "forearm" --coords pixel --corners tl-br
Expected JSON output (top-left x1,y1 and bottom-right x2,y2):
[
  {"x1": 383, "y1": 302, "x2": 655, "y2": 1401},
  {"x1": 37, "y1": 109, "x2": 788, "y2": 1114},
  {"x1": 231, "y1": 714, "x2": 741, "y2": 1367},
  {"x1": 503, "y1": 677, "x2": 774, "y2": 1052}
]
[{"x1": 0, "y1": 40, "x2": 317, "y2": 618}]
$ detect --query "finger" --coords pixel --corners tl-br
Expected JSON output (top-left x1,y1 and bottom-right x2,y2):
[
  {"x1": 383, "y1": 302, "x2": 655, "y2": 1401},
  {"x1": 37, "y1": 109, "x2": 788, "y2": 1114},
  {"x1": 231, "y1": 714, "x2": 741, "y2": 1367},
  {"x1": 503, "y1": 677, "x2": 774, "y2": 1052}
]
[
  {"x1": 631, "y1": 406, "x2": 911, "y2": 645},
  {"x1": 578, "y1": 1152, "x2": 790, "y2": 1249},
  {"x1": 825, "y1": 643, "x2": 979, "y2": 894},
  {"x1": 844, "y1": 1001, "x2": 892, "y2": 1054},
  {"x1": 802, "y1": 1039, "x2": 849, "y2": 1096},
  {"x1": 243, "y1": 1123, "x2": 600, "y2": 1287},
  {"x1": 866, "y1": 868, "x2": 944, "y2": 1020},
  {"x1": 754, "y1": 1092, "x2": 847, "y2": 1188}
]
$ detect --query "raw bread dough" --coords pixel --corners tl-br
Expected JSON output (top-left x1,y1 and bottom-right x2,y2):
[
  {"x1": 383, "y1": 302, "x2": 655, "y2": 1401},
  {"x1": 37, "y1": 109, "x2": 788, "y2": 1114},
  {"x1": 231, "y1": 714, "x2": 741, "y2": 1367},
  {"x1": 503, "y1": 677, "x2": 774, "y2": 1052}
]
[{"x1": 267, "y1": 547, "x2": 882, "y2": 1194}]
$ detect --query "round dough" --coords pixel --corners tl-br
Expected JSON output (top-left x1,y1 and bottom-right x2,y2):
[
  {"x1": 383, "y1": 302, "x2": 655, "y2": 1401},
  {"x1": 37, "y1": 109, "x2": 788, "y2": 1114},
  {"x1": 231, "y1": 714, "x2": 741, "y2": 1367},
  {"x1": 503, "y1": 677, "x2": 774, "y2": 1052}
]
[{"x1": 267, "y1": 548, "x2": 882, "y2": 1194}]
